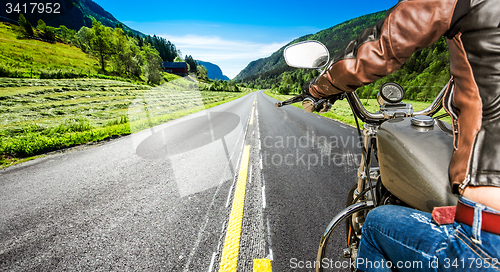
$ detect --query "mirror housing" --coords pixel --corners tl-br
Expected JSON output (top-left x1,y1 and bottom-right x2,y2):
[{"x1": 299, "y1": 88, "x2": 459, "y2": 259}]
[{"x1": 284, "y1": 41, "x2": 330, "y2": 69}]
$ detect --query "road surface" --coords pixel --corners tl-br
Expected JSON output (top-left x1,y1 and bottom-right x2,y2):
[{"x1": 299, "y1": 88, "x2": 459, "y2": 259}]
[{"x1": 0, "y1": 90, "x2": 362, "y2": 271}]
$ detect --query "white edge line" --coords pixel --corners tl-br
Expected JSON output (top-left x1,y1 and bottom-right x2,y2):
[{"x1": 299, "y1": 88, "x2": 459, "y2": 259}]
[
  {"x1": 260, "y1": 153, "x2": 263, "y2": 170},
  {"x1": 266, "y1": 217, "x2": 274, "y2": 261},
  {"x1": 262, "y1": 186, "x2": 266, "y2": 209},
  {"x1": 267, "y1": 247, "x2": 274, "y2": 262},
  {"x1": 208, "y1": 252, "x2": 216, "y2": 272}
]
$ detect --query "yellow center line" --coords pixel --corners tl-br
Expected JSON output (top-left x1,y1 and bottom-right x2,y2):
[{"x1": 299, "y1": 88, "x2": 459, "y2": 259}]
[
  {"x1": 253, "y1": 259, "x2": 272, "y2": 272},
  {"x1": 218, "y1": 145, "x2": 252, "y2": 272},
  {"x1": 249, "y1": 107, "x2": 255, "y2": 125}
]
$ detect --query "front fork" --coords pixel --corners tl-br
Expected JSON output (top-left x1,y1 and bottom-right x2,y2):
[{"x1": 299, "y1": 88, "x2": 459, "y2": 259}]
[
  {"x1": 351, "y1": 124, "x2": 380, "y2": 241},
  {"x1": 316, "y1": 124, "x2": 379, "y2": 272}
]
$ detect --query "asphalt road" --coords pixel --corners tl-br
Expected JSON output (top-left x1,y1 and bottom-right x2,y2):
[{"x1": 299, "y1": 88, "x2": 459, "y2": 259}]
[{"x1": 0, "y1": 90, "x2": 362, "y2": 271}]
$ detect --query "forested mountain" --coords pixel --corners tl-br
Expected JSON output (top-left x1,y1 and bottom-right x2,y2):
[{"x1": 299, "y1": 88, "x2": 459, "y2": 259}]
[
  {"x1": 233, "y1": 11, "x2": 386, "y2": 83},
  {"x1": 197, "y1": 61, "x2": 230, "y2": 81},
  {"x1": 235, "y1": 10, "x2": 451, "y2": 101},
  {"x1": 0, "y1": 0, "x2": 141, "y2": 36}
]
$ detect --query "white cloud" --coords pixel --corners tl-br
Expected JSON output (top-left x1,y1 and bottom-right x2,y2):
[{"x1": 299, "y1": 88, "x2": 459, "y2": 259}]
[{"x1": 159, "y1": 34, "x2": 288, "y2": 79}]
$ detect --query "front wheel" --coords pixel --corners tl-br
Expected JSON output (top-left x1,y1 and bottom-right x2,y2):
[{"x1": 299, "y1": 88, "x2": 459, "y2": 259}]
[{"x1": 316, "y1": 200, "x2": 374, "y2": 272}]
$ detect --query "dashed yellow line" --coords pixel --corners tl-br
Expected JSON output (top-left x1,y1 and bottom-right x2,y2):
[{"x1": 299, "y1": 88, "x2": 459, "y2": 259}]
[
  {"x1": 250, "y1": 107, "x2": 255, "y2": 125},
  {"x1": 250, "y1": 95, "x2": 257, "y2": 125},
  {"x1": 253, "y1": 258, "x2": 272, "y2": 272},
  {"x1": 218, "y1": 145, "x2": 251, "y2": 272}
]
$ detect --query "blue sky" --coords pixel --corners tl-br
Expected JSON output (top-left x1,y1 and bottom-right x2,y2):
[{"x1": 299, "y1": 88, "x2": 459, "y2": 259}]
[{"x1": 94, "y1": 0, "x2": 398, "y2": 79}]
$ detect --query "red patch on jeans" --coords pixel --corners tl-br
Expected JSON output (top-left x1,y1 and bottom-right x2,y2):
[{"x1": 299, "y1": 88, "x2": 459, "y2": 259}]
[{"x1": 432, "y1": 206, "x2": 457, "y2": 225}]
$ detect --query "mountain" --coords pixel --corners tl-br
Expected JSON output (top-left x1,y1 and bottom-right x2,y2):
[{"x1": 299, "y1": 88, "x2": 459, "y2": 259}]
[
  {"x1": 233, "y1": 11, "x2": 386, "y2": 82},
  {"x1": 234, "y1": 10, "x2": 451, "y2": 102},
  {"x1": 0, "y1": 0, "x2": 141, "y2": 35},
  {"x1": 197, "y1": 61, "x2": 230, "y2": 81}
]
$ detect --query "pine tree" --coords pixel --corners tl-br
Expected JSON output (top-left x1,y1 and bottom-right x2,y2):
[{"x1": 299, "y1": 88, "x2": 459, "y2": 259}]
[{"x1": 18, "y1": 14, "x2": 34, "y2": 37}]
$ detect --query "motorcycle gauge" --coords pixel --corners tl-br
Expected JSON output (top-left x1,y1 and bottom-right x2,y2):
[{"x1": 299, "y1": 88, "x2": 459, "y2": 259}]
[{"x1": 377, "y1": 82, "x2": 405, "y2": 105}]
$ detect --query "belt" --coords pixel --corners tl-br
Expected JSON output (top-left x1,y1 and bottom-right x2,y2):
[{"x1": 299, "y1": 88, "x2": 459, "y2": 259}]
[{"x1": 455, "y1": 201, "x2": 500, "y2": 235}]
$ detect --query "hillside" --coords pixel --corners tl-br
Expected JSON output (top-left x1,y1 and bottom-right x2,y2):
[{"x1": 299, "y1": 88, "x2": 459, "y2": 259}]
[
  {"x1": 233, "y1": 11, "x2": 386, "y2": 82},
  {"x1": 197, "y1": 61, "x2": 230, "y2": 81},
  {"x1": 0, "y1": 22, "x2": 99, "y2": 78},
  {"x1": 0, "y1": 0, "x2": 141, "y2": 35},
  {"x1": 235, "y1": 10, "x2": 451, "y2": 102}
]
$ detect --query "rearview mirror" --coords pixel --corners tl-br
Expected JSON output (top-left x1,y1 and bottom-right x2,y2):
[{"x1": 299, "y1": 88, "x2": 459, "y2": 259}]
[{"x1": 284, "y1": 41, "x2": 329, "y2": 69}]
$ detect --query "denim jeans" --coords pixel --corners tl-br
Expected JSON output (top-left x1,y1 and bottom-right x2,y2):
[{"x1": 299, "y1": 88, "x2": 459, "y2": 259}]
[{"x1": 356, "y1": 197, "x2": 500, "y2": 271}]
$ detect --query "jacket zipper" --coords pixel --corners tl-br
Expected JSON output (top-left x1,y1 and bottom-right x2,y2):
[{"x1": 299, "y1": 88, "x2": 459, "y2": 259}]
[
  {"x1": 452, "y1": 119, "x2": 459, "y2": 150},
  {"x1": 460, "y1": 174, "x2": 471, "y2": 191}
]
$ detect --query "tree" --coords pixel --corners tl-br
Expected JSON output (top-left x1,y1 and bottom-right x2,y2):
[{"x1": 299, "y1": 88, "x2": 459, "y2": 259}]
[
  {"x1": 197, "y1": 65, "x2": 209, "y2": 81},
  {"x1": 43, "y1": 26, "x2": 56, "y2": 43},
  {"x1": 145, "y1": 35, "x2": 153, "y2": 46},
  {"x1": 185, "y1": 55, "x2": 197, "y2": 73},
  {"x1": 146, "y1": 35, "x2": 177, "y2": 62},
  {"x1": 136, "y1": 34, "x2": 143, "y2": 47},
  {"x1": 90, "y1": 20, "x2": 113, "y2": 71},
  {"x1": 228, "y1": 81, "x2": 240, "y2": 92},
  {"x1": 127, "y1": 42, "x2": 143, "y2": 77},
  {"x1": 143, "y1": 45, "x2": 162, "y2": 85},
  {"x1": 36, "y1": 19, "x2": 55, "y2": 42},
  {"x1": 76, "y1": 26, "x2": 94, "y2": 52},
  {"x1": 111, "y1": 27, "x2": 130, "y2": 76},
  {"x1": 57, "y1": 25, "x2": 77, "y2": 43},
  {"x1": 18, "y1": 14, "x2": 34, "y2": 37},
  {"x1": 37, "y1": 19, "x2": 46, "y2": 32}
]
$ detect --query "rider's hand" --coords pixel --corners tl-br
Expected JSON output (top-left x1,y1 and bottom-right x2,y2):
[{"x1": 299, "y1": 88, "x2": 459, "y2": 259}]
[{"x1": 302, "y1": 78, "x2": 345, "y2": 113}]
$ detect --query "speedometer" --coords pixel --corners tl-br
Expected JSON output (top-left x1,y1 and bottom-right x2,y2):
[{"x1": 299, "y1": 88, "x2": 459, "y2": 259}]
[{"x1": 377, "y1": 82, "x2": 405, "y2": 104}]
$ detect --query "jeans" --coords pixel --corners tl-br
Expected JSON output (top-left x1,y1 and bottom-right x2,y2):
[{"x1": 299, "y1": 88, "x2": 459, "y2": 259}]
[{"x1": 356, "y1": 197, "x2": 500, "y2": 271}]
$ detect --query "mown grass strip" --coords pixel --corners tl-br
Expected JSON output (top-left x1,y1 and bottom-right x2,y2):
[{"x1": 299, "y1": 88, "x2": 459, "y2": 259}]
[{"x1": 1, "y1": 78, "x2": 253, "y2": 168}]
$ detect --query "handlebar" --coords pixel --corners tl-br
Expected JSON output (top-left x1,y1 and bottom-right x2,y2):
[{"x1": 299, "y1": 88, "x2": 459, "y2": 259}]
[
  {"x1": 345, "y1": 92, "x2": 385, "y2": 124},
  {"x1": 276, "y1": 83, "x2": 448, "y2": 124},
  {"x1": 275, "y1": 93, "x2": 305, "y2": 107},
  {"x1": 412, "y1": 84, "x2": 447, "y2": 116},
  {"x1": 345, "y1": 83, "x2": 447, "y2": 124}
]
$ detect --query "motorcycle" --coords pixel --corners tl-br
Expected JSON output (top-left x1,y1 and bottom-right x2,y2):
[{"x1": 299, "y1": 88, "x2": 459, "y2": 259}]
[{"x1": 276, "y1": 41, "x2": 458, "y2": 271}]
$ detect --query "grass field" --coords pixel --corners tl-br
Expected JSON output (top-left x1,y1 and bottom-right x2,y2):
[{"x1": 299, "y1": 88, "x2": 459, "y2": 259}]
[
  {"x1": 0, "y1": 23, "x2": 99, "y2": 78},
  {"x1": 0, "y1": 77, "x2": 252, "y2": 167},
  {"x1": 264, "y1": 90, "x2": 452, "y2": 127}
]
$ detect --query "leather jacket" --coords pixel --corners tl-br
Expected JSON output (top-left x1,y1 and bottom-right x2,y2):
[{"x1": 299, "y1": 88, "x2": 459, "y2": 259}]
[{"x1": 309, "y1": 0, "x2": 500, "y2": 194}]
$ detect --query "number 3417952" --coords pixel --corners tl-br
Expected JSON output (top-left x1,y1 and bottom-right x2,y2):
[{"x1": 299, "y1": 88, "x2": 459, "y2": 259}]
[{"x1": 6, "y1": 3, "x2": 61, "y2": 14}]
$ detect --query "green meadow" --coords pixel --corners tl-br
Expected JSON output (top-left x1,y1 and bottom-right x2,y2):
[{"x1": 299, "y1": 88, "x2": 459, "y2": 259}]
[
  {"x1": 0, "y1": 77, "x2": 251, "y2": 167},
  {"x1": 0, "y1": 23, "x2": 99, "y2": 78}
]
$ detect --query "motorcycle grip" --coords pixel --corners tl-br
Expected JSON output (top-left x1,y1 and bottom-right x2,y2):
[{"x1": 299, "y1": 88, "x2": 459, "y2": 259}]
[{"x1": 276, "y1": 94, "x2": 305, "y2": 107}]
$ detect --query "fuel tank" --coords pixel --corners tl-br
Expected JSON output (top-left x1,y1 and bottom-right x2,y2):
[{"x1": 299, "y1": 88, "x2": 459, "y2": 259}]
[{"x1": 377, "y1": 117, "x2": 458, "y2": 212}]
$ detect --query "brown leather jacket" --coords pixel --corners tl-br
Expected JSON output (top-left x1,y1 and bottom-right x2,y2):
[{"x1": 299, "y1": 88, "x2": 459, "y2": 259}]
[{"x1": 309, "y1": 0, "x2": 500, "y2": 194}]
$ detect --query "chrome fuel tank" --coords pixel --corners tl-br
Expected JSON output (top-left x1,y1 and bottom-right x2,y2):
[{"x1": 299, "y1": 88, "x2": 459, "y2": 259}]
[{"x1": 377, "y1": 117, "x2": 458, "y2": 212}]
